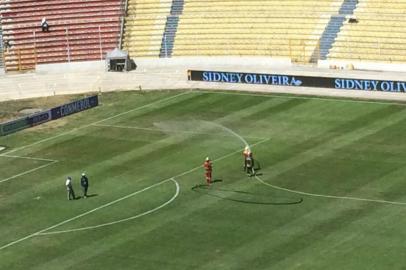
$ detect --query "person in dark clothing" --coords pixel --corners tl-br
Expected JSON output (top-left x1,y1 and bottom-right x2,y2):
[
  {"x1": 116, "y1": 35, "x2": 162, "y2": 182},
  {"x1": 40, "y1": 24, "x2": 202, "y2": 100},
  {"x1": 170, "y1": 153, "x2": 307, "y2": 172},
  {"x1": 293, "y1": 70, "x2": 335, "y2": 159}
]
[
  {"x1": 41, "y1": 17, "x2": 49, "y2": 32},
  {"x1": 246, "y1": 156, "x2": 255, "y2": 177},
  {"x1": 80, "y1": 173, "x2": 89, "y2": 198},
  {"x1": 3, "y1": 39, "x2": 10, "y2": 49}
]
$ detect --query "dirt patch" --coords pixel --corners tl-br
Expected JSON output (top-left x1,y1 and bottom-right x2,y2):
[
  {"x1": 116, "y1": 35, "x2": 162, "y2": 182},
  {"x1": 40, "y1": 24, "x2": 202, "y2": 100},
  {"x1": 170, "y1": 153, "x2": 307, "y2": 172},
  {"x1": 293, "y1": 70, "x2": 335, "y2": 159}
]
[
  {"x1": 19, "y1": 108, "x2": 43, "y2": 115},
  {"x1": 0, "y1": 94, "x2": 86, "y2": 123}
]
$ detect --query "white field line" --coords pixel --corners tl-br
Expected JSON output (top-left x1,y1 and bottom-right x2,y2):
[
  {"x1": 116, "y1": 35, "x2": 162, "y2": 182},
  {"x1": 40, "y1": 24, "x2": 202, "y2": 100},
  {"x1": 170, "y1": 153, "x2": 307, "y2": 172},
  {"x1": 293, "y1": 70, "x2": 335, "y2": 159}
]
[
  {"x1": 209, "y1": 121, "x2": 406, "y2": 207},
  {"x1": 0, "y1": 178, "x2": 172, "y2": 251},
  {"x1": 255, "y1": 176, "x2": 406, "y2": 206},
  {"x1": 93, "y1": 123, "x2": 267, "y2": 140},
  {"x1": 0, "y1": 92, "x2": 190, "y2": 185},
  {"x1": 0, "y1": 154, "x2": 58, "y2": 163},
  {"x1": 1, "y1": 91, "x2": 192, "y2": 156},
  {"x1": 194, "y1": 90, "x2": 406, "y2": 106},
  {"x1": 39, "y1": 178, "x2": 180, "y2": 235},
  {"x1": 0, "y1": 161, "x2": 58, "y2": 184},
  {"x1": 0, "y1": 139, "x2": 269, "y2": 251}
]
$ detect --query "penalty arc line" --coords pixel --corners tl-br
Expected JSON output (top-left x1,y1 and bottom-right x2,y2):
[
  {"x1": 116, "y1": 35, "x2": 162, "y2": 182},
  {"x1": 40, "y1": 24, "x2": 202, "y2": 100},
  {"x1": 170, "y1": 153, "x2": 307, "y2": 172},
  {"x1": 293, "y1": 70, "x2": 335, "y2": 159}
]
[
  {"x1": 209, "y1": 122, "x2": 406, "y2": 207},
  {"x1": 38, "y1": 178, "x2": 180, "y2": 235},
  {"x1": 0, "y1": 178, "x2": 173, "y2": 251},
  {"x1": 255, "y1": 175, "x2": 406, "y2": 206},
  {"x1": 0, "y1": 139, "x2": 269, "y2": 251}
]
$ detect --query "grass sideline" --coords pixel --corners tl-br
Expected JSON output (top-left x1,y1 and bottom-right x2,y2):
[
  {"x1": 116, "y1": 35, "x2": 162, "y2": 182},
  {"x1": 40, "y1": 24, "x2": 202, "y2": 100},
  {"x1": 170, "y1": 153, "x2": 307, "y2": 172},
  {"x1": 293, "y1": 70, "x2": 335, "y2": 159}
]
[{"x1": 1, "y1": 90, "x2": 406, "y2": 269}]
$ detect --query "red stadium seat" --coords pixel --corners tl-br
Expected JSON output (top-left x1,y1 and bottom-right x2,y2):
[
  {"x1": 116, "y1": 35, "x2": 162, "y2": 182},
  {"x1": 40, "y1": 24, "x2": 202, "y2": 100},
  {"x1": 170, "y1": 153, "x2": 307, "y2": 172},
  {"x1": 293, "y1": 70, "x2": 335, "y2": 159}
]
[{"x1": 0, "y1": 0, "x2": 123, "y2": 71}]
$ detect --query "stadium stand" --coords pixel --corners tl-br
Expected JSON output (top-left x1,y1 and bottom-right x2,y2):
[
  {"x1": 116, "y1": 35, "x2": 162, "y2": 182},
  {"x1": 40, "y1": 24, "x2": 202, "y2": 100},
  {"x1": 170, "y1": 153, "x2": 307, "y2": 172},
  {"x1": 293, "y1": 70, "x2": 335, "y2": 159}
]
[
  {"x1": 123, "y1": 0, "x2": 172, "y2": 58},
  {"x1": 328, "y1": 0, "x2": 406, "y2": 63},
  {"x1": 159, "y1": 0, "x2": 184, "y2": 57},
  {"x1": 0, "y1": 0, "x2": 123, "y2": 72},
  {"x1": 318, "y1": 0, "x2": 357, "y2": 60},
  {"x1": 172, "y1": 0, "x2": 346, "y2": 63}
]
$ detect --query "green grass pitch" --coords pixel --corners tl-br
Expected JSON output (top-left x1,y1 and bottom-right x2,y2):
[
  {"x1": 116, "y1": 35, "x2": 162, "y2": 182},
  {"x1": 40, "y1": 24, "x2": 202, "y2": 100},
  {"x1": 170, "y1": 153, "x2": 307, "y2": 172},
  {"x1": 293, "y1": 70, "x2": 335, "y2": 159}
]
[{"x1": 1, "y1": 90, "x2": 406, "y2": 269}]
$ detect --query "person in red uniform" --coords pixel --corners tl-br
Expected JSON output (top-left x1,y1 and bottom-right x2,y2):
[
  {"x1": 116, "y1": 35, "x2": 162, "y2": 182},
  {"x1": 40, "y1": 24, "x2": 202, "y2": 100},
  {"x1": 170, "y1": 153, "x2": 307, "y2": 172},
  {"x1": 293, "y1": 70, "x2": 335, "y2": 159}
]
[{"x1": 203, "y1": 157, "x2": 212, "y2": 185}]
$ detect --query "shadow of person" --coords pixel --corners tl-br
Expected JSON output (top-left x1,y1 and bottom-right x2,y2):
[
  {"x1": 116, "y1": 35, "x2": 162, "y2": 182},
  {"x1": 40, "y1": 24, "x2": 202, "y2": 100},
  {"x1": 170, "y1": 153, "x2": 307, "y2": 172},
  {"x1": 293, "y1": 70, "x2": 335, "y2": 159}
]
[
  {"x1": 254, "y1": 159, "x2": 261, "y2": 172},
  {"x1": 211, "y1": 179, "x2": 223, "y2": 184}
]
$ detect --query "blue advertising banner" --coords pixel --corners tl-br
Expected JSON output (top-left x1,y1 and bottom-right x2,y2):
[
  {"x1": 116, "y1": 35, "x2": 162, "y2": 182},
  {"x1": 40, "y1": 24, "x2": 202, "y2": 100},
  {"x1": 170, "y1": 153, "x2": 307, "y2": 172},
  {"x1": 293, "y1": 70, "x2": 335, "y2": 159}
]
[
  {"x1": 0, "y1": 95, "x2": 99, "y2": 136},
  {"x1": 51, "y1": 95, "x2": 99, "y2": 120},
  {"x1": 28, "y1": 110, "x2": 52, "y2": 126},
  {"x1": 188, "y1": 70, "x2": 406, "y2": 92},
  {"x1": 0, "y1": 117, "x2": 31, "y2": 136}
]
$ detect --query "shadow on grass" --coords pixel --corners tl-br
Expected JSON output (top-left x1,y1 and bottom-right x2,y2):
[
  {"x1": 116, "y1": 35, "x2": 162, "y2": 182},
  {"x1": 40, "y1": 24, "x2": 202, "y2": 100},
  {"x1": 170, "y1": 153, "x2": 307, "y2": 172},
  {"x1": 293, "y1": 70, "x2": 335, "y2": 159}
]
[
  {"x1": 211, "y1": 179, "x2": 223, "y2": 184},
  {"x1": 73, "y1": 194, "x2": 98, "y2": 200},
  {"x1": 191, "y1": 184, "x2": 303, "y2": 206}
]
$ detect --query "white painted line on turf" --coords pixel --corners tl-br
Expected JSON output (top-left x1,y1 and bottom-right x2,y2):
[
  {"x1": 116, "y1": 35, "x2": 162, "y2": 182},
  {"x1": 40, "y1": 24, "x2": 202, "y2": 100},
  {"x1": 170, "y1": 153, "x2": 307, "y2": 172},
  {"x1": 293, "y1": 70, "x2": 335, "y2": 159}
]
[
  {"x1": 0, "y1": 154, "x2": 58, "y2": 162},
  {"x1": 194, "y1": 90, "x2": 406, "y2": 106},
  {"x1": 211, "y1": 122, "x2": 406, "y2": 207},
  {"x1": 255, "y1": 175, "x2": 406, "y2": 206},
  {"x1": 0, "y1": 160, "x2": 58, "y2": 184},
  {"x1": 0, "y1": 92, "x2": 192, "y2": 186},
  {"x1": 0, "y1": 93, "x2": 191, "y2": 185},
  {"x1": 38, "y1": 178, "x2": 180, "y2": 235},
  {"x1": 0, "y1": 139, "x2": 269, "y2": 251},
  {"x1": 214, "y1": 123, "x2": 406, "y2": 207},
  {"x1": 93, "y1": 123, "x2": 267, "y2": 140},
  {"x1": 0, "y1": 178, "x2": 172, "y2": 251},
  {"x1": 1, "y1": 91, "x2": 192, "y2": 156}
]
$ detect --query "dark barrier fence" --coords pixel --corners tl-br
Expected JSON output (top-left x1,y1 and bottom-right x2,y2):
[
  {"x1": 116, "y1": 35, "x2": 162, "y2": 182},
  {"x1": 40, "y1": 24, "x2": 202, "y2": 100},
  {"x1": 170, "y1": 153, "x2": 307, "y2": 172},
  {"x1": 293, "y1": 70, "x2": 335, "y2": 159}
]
[
  {"x1": 0, "y1": 95, "x2": 99, "y2": 136},
  {"x1": 51, "y1": 95, "x2": 99, "y2": 120},
  {"x1": 188, "y1": 70, "x2": 406, "y2": 92}
]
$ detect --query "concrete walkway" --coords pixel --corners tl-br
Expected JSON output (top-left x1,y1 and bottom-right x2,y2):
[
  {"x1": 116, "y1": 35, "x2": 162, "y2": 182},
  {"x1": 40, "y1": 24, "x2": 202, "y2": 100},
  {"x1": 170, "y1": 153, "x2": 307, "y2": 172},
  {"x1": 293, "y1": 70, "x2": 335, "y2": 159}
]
[{"x1": 1, "y1": 56, "x2": 406, "y2": 102}]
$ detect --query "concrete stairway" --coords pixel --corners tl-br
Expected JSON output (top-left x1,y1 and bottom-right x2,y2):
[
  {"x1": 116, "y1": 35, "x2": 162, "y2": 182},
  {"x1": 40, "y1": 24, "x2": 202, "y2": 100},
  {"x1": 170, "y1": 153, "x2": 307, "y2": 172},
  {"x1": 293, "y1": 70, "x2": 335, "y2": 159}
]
[
  {"x1": 159, "y1": 0, "x2": 184, "y2": 58},
  {"x1": 317, "y1": 0, "x2": 358, "y2": 60}
]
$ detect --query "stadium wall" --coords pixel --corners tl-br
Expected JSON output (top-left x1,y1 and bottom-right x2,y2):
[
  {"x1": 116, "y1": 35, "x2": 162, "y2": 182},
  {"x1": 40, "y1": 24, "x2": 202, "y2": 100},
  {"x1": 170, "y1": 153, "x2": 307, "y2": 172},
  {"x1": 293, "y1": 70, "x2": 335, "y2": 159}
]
[
  {"x1": 35, "y1": 61, "x2": 105, "y2": 74},
  {"x1": 1, "y1": 56, "x2": 406, "y2": 103},
  {"x1": 319, "y1": 60, "x2": 406, "y2": 73}
]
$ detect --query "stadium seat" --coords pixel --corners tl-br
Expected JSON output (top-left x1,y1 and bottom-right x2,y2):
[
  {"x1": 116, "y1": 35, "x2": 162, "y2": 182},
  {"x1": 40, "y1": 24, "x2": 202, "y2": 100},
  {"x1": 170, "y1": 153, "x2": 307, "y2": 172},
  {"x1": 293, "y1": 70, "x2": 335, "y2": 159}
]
[
  {"x1": 173, "y1": 0, "x2": 342, "y2": 62},
  {"x1": 122, "y1": 0, "x2": 171, "y2": 57},
  {"x1": 122, "y1": 0, "x2": 344, "y2": 62},
  {"x1": 328, "y1": 0, "x2": 406, "y2": 63},
  {"x1": 0, "y1": 0, "x2": 122, "y2": 71}
]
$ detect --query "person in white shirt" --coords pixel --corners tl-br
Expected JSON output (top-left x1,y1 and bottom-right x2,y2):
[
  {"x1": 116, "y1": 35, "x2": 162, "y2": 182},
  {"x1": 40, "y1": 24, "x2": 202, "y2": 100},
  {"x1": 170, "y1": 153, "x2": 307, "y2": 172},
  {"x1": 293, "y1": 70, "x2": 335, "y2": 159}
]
[{"x1": 66, "y1": 177, "x2": 76, "y2": 200}]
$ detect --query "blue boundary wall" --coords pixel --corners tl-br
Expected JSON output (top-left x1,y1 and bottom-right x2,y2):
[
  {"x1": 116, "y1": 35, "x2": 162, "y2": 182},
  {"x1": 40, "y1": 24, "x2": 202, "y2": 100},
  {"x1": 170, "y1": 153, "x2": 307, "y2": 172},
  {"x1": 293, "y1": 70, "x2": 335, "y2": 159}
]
[{"x1": 0, "y1": 95, "x2": 99, "y2": 136}]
